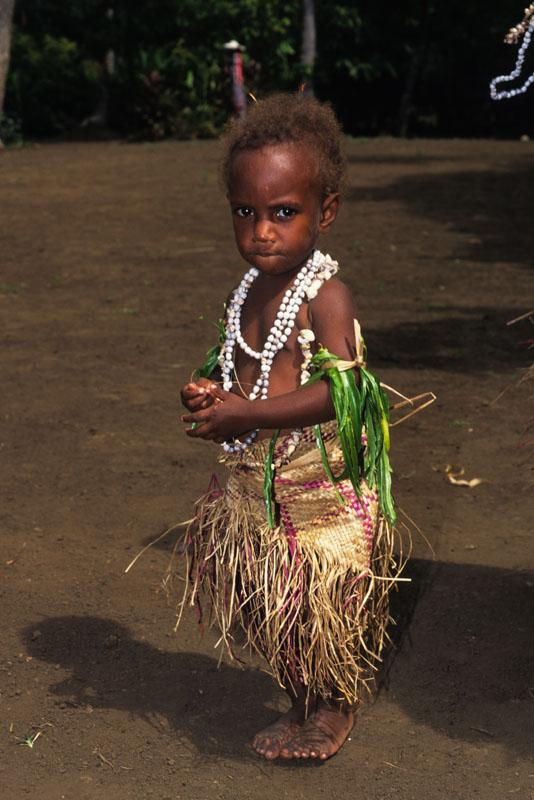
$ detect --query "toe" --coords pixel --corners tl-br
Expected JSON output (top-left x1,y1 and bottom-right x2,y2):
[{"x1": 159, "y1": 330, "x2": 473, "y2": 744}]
[
  {"x1": 253, "y1": 740, "x2": 270, "y2": 756},
  {"x1": 280, "y1": 744, "x2": 294, "y2": 759}
]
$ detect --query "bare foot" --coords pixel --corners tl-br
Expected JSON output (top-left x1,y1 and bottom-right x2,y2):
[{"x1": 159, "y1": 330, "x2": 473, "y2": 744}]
[
  {"x1": 280, "y1": 704, "x2": 353, "y2": 761},
  {"x1": 251, "y1": 708, "x2": 304, "y2": 760}
]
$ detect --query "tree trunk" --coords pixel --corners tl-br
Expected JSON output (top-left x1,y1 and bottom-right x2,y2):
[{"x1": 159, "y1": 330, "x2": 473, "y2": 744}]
[
  {"x1": 300, "y1": 0, "x2": 316, "y2": 95},
  {"x1": 396, "y1": 48, "x2": 420, "y2": 137},
  {"x1": 82, "y1": 6, "x2": 115, "y2": 129},
  {"x1": 396, "y1": 1, "x2": 433, "y2": 137},
  {"x1": 0, "y1": 0, "x2": 16, "y2": 115}
]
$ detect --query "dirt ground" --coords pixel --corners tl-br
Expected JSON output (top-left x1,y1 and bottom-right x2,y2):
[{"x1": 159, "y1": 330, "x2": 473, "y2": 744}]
[{"x1": 1, "y1": 136, "x2": 533, "y2": 800}]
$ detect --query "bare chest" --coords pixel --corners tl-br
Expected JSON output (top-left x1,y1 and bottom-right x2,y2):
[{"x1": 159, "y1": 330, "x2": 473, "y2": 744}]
[{"x1": 234, "y1": 291, "x2": 310, "y2": 397}]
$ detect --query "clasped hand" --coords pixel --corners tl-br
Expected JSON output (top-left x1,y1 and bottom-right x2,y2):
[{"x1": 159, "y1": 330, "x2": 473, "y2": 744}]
[{"x1": 180, "y1": 379, "x2": 252, "y2": 442}]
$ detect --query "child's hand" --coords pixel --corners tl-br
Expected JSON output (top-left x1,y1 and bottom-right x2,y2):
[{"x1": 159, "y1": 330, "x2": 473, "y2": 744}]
[
  {"x1": 181, "y1": 385, "x2": 251, "y2": 442},
  {"x1": 180, "y1": 379, "x2": 218, "y2": 412}
]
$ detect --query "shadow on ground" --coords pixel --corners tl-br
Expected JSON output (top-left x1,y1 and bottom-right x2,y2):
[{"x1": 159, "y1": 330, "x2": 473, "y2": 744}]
[
  {"x1": 23, "y1": 615, "x2": 277, "y2": 762},
  {"x1": 347, "y1": 158, "x2": 534, "y2": 269},
  {"x1": 387, "y1": 558, "x2": 534, "y2": 757},
  {"x1": 364, "y1": 307, "x2": 529, "y2": 373},
  {"x1": 347, "y1": 153, "x2": 466, "y2": 166},
  {"x1": 23, "y1": 559, "x2": 534, "y2": 761}
]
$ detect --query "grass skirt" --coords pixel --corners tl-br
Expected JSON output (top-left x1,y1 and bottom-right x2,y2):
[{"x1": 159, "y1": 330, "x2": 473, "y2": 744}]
[{"x1": 170, "y1": 424, "x2": 402, "y2": 705}]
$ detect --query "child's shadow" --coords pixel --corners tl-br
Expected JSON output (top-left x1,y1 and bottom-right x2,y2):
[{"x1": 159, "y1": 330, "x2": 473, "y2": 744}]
[
  {"x1": 22, "y1": 558, "x2": 534, "y2": 759},
  {"x1": 386, "y1": 558, "x2": 534, "y2": 758},
  {"x1": 22, "y1": 615, "x2": 279, "y2": 760}
]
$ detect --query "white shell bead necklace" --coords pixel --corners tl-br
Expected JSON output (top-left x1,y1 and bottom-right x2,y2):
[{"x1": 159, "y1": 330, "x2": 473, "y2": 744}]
[
  {"x1": 490, "y1": 22, "x2": 534, "y2": 100},
  {"x1": 220, "y1": 249, "x2": 339, "y2": 454}
]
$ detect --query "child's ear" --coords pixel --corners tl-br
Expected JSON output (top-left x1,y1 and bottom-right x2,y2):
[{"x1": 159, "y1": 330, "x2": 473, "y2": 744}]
[{"x1": 319, "y1": 193, "x2": 340, "y2": 232}]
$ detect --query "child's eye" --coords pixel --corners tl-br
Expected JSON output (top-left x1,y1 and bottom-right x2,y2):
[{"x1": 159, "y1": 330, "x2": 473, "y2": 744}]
[
  {"x1": 234, "y1": 207, "x2": 254, "y2": 218},
  {"x1": 276, "y1": 206, "x2": 297, "y2": 220}
]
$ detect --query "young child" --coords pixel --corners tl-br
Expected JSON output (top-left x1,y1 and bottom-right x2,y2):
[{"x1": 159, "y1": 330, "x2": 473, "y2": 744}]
[{"x1": 177, "y1": 93, "x2": 398, "y2": 761}]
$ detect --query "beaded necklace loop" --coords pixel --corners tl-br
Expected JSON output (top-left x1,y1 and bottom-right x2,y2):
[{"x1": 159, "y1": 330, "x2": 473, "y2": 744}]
[
  {"x1": 490, "y1": 6, "x2": 534, "y2": 100},
  {"x1": 220, "y1": 249, "x2": 338, "y2": 454}
]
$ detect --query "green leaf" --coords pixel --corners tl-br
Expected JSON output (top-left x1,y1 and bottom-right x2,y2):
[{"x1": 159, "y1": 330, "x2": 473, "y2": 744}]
[
  {"x1": 314, "y1": 424, "x2": 346, "y2": 505},
  {"x1": 263, "y1": 429, "x2": 281, "y2": 529},
  {"x1": 305, "y1": 346, "x2": 396, "y2": 525},
  {"x1": 184, "y1": 69, "x2": 194, "y2": 89},
  {"x1": 195, "y1": 344, "x2": 220, "y2": 379},
  {"x1": 194, "y1": 317, "x2": 226, "y2": 379}
]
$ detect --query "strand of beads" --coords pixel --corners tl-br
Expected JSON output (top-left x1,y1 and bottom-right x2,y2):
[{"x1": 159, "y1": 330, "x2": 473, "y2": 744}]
[
  {"x1": 271, "y1": 329, "x2": 318, "y2": 468},
  {"x1": 298, "y1": 328, "x2": 315, "y2": 385},
  {"x1": 274, "y1": 329, "x2": 317, "y2": 465},
  {"x1": 490, "y1": 22, "x2": 534, "y2": 100},
  {"x1": 220, "y1": 250, "x2": 332, "y2": 454},
  {"x1": 229, "y1": 266, "x2": 260, "y2": 360}
]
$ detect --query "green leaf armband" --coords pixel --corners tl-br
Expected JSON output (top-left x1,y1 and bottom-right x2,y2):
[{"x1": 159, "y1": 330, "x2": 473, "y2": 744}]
[
  {"x1": 262, "y1": 344, "x2": 396, "y2": 529},
  {"x1": 305, "y1": 346, "x2": 396, "y2": 525}
]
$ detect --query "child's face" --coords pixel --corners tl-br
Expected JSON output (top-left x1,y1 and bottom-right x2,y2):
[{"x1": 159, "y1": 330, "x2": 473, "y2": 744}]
[{"x1": 228, "y1": 144, "x2": 338, "y2": 276}]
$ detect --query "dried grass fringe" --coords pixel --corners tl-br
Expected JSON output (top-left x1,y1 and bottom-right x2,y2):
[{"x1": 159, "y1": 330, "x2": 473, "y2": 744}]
[{"x1": 167, "y1": 475, "x2": 404, "y2": 706}]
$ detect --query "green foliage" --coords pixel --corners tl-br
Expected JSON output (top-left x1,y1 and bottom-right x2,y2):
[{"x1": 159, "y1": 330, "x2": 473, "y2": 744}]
[
  {"x1": 4, "y1": 0, "x2": 534, "y2": 138},
  {"x1": 195, "y1": 318, "x2": 226, "y2": 379},
  {"x1": 263, "y1": 348, "x2": 395, "y2": 529},
  {"x1": 0, "y1": 282, "x2": 26, "y2": 294},
  {"x1": 7, "y1": 0, "x2": 300, "y2": 139},
  {"x1": 107, "y1": 0, "x2": 300, "y2": 139},
  {"x1": 0, "y1": 112, "x2": 23, "y2": 147},
  {"x1": 317, "y1": 0, "x2": 534, "y2": 137},
  {"x1": 107, "y1": 40, "x2": 226, "y2": 139},
  {"x1": 306, "y1": 348, "x2": 396, "y2": 525},
  {"x1": 7, "y1": 31, "x2": 99, "y2": 135}
]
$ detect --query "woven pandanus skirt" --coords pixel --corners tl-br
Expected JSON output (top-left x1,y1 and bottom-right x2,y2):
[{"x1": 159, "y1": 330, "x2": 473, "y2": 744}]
[{"x1": 169, "y1": 423, "x2": 402, "y2": 705}]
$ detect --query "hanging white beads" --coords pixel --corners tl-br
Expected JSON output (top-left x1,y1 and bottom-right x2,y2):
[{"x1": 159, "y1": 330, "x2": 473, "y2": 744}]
[
  {"x1": 490, "y1": 21, "x2": 534, "y2": 100},
  {"x1": 220, "y1": 250, "x2": 338, "y2": 454}
]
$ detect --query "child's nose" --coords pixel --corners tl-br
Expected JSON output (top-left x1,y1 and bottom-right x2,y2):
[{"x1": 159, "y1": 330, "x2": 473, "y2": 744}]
[{"x1": 252, "y1": 218, "x2": 275, "y2": 242}]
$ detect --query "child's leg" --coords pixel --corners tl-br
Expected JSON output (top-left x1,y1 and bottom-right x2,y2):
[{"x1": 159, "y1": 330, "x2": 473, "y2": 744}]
[
  {"x1": 251, "y1": 684, "x2": 309, "y2": 760},
  {"x1": 279, "y1": 696, "x2": 353, "y2": 761}
]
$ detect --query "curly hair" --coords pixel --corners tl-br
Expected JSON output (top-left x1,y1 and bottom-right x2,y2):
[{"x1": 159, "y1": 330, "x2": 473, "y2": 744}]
[{"x1": 222, "y1": 93, "x2": 346, "y2": 197}]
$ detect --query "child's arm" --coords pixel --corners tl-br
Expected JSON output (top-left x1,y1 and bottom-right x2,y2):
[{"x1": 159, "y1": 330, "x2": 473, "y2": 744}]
[
  {"x1": 182, "y1": 380, "x2": 333, "y2": 440},
  {"x1": 182, "y1": 279, "x2": 358, "y2": 440}
]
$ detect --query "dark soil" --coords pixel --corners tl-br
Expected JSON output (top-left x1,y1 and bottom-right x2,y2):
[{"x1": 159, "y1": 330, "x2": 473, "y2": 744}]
[{"x1": 1, "y1": 137, "x2": 533, "y2": 799}]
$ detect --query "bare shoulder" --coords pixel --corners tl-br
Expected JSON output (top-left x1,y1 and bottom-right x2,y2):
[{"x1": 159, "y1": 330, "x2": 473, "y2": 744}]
[
  {"x1": 308, "y1": 277, "x2": 358, "y2": 357},
  {"x1": 309, "y1": 277, "x2": 357, "y2": 323}
]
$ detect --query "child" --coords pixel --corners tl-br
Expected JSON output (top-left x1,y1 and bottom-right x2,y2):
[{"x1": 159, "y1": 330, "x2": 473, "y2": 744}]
[{"x1": 177, "y1": 93, "x2": 398, "y2": 761}]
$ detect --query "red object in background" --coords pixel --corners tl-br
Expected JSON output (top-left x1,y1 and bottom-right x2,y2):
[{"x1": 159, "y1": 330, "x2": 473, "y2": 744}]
[{"x1": 232, "y1": 50, "x2": 246, "y2": 118}]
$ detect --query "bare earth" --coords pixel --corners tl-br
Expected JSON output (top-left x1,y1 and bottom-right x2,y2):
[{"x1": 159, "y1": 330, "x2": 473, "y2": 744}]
[{"x1": 1, "y1": 137, "x2": 533, "y2": 799}]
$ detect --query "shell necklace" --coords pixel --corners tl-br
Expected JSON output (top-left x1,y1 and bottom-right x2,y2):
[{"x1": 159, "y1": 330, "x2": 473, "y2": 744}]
[{"x1": 220, "y1": 249, "x2": 339, "y2": 454}]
